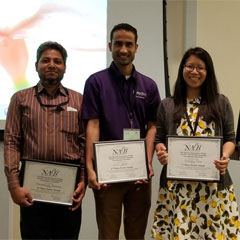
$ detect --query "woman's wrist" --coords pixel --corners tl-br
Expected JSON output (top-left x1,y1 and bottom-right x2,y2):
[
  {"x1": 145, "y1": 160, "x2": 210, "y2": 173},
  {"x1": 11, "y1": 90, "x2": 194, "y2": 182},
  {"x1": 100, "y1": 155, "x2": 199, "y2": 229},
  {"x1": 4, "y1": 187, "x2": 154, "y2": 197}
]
[{"x1": 222, "y1": 152, "x2": 230, "y2": 159}]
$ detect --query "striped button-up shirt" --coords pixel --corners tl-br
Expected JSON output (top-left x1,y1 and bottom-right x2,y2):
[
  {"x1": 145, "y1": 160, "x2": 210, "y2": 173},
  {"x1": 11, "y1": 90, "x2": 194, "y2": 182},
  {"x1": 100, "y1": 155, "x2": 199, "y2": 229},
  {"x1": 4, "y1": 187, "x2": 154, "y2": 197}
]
[{"x1": 4, "y1": 82, "x2": 86, "y2": 189}]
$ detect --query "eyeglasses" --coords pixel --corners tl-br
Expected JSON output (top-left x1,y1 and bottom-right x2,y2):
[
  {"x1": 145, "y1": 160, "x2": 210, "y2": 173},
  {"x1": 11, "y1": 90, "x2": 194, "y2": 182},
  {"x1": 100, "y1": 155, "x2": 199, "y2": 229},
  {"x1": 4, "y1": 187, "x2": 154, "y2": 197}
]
[{"x1": 184, "y1": 65, "x2": 206, "y2": 72}]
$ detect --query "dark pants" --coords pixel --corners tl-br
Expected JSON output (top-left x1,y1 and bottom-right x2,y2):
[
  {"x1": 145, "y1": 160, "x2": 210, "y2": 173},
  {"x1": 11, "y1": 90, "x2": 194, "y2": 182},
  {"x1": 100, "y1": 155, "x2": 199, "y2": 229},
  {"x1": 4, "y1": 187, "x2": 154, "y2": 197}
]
[
  {"x1": 94, "y1": 181, "x2": 151, "y2": 240},
  {"x1": 20, "y1": 202, "x2": 82, "y2": 240}
]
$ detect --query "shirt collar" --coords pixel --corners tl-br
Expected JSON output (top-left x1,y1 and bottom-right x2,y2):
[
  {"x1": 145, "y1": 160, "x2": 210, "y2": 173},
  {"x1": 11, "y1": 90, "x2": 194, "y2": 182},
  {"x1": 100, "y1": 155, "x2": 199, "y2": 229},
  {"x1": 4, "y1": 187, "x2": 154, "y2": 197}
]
[
  {"x1": 36, "y1": 81, "x2": 67, "y2": 97},
  {"x1": 109, "y1": 61, "x2": 137, "y2": 80}
]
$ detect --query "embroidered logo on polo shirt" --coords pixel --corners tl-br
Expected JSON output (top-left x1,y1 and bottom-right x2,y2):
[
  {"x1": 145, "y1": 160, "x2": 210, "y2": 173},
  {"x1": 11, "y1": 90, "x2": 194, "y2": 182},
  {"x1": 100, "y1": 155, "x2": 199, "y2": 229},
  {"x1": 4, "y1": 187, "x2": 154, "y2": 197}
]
[{"x1": 136, "y1": 91, "x2": 147, "y2": 99}]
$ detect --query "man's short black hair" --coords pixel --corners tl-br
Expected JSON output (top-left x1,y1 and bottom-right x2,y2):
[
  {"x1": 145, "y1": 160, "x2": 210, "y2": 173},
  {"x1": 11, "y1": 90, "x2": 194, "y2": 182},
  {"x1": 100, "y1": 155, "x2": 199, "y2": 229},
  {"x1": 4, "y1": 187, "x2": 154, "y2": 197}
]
[
  {"x1": 110, "y1": 23, "x2": 138, "y2": 43},
  {"x1": 36, "y1": 41, "x2": 68, "y2": 65}
]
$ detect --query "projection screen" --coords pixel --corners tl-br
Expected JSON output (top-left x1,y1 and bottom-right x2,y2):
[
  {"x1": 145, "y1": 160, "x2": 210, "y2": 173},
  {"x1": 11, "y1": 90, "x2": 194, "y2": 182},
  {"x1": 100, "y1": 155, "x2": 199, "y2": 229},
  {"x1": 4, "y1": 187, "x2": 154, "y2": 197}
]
[{"x1": 0, "y1": 0, "x2": 167, "y2": 130}]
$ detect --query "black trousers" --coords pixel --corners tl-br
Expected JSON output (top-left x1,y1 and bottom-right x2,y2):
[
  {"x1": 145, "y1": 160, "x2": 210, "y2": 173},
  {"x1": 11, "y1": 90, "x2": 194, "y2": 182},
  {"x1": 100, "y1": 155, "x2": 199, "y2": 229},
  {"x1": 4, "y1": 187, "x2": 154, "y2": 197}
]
[{"x1": 20, "y1": 202, "x2": 82, "y2": 240}]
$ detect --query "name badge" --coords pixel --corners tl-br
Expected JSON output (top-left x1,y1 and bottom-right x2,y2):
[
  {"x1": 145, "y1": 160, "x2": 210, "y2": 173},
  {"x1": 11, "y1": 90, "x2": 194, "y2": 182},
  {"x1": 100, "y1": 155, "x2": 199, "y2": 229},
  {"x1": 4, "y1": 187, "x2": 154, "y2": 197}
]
[{"x1": 123, "y1": 128, "x2": 140, "y2": 140}]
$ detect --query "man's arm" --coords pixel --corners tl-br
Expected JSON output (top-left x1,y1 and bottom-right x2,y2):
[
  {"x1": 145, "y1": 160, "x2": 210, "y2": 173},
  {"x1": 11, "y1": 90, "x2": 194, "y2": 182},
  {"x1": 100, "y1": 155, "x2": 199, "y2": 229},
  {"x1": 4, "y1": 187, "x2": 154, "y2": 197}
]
[
  {"x1": 86, "y1": 119, "x2": 102, "y2": 189},
  {"x1": 144, "y1": 80, "x2": 160, "y2": 179},
  {"x1": 71, "y1": 181, "x2": 86, "y2": 211},
  {"x1": 4, "y1": 93, "x2": 33, "y2": 207},
  {"x1": 145, "y1": 121, "x2": 157, "y2": 178},
  {"x1": 9, "y1": 187, "x2": 33, "y2": 207}
]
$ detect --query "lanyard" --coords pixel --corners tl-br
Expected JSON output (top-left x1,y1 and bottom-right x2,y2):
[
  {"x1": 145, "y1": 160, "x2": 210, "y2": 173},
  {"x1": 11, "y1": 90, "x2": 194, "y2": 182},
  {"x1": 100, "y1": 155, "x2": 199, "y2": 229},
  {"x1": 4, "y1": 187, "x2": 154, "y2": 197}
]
[
  {"x1": 34, "y1": 85, "x2": 69, "y2": 111},
  {"x1": 185, "y1": 106, "x2": 200, "y2": 136},
  {"x1": 118, "y1": 77, "x2": 137, "y2": 128}
]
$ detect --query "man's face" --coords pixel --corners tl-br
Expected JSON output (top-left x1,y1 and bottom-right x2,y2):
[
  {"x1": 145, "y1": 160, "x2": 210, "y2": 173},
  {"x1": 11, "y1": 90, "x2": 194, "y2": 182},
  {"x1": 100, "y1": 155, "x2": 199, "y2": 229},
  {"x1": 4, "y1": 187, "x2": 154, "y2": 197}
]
[
  {"x1": 35, "y1": 49, "x2": 66, "y2": 85},
  {"x1": 109, "y1": 29, "x2": 138, "y2": 68}
]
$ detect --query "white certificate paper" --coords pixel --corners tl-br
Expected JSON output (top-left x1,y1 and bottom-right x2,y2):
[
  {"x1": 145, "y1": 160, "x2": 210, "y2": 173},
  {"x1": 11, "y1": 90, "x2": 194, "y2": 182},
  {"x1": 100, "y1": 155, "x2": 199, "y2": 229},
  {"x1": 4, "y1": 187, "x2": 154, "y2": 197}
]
[
  {"x1": 167, "y1": 136, "x2": 222, "y2": 181},
  {"x1": 23, "y1": 160, "x2": 78, "y2": 205},
  {"x1": 94, "y1": 140, "x2": 149, "y2": 183}
]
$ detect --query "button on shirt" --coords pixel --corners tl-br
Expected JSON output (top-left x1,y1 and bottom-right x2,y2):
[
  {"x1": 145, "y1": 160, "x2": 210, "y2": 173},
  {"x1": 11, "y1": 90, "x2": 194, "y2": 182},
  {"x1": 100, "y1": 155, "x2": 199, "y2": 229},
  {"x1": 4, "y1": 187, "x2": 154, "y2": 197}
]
[
  {"x1": 4, "y1": 82, "x2": 86, "y2": 189},
  {"x1": 82, "y1": 62, "x2": 161, "y2": 140}
]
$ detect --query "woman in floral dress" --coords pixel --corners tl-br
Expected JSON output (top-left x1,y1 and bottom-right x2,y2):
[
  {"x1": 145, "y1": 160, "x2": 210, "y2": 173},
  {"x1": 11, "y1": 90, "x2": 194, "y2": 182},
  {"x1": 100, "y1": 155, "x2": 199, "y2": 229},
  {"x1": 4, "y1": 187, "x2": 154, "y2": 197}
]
[{"x1": 151, "y1": 47, "x2": 240, "y2": 240}]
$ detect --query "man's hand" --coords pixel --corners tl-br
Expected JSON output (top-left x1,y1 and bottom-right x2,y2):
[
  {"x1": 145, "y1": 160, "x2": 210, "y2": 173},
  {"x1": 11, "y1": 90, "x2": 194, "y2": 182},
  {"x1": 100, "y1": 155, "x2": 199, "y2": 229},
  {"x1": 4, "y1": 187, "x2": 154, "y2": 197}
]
[
  {"x1": 88, "y1": 169, "x2": 108, "y2": 190},
  {"x1": 9, "y1": 187, "x2": 33, "y2": 207},
  {"x1": 134, "y1": 163, "x2": 153, "y2": 185},
  {"x1": 148, "y1": 162, "x2": 154, "y2": 179},
  {"x1": 86, "y1": 119, "x2": 108, "y2": 190},
  {"x1": 71, "y1": 181, "x2": 86, "y2": 211}
]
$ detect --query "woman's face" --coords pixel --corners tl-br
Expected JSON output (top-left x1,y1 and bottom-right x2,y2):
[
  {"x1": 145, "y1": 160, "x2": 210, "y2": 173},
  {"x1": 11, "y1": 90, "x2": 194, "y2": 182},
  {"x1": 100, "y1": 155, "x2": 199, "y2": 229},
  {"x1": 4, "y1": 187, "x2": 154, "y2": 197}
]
[{"x1": 183, "y1": 55, "x2": 207, "y2": 95}]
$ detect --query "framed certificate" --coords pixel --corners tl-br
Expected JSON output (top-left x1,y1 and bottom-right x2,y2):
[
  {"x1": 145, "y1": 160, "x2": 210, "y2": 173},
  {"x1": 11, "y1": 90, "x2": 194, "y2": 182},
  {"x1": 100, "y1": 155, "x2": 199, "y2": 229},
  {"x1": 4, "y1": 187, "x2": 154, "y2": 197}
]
[
  {"x1": 166, "y1": 136, "x2": 222, "y2": 181},
  {"x1": 93, "y1": 140, "x2": 149, "y2": 184},
  {"x1": 23, "y1": 160, "x2": 79, "y2": 206}
]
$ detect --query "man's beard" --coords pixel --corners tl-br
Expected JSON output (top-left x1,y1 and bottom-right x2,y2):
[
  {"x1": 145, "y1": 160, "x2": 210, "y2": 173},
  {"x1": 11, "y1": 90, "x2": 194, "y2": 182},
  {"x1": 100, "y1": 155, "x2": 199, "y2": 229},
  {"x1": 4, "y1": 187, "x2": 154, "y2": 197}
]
[
  {"x1": 42, "y1": 78, "x2": 62, "y2": 85},
  {"x1": 40, "y1": 74, "x2": 64, "y2": 85}
]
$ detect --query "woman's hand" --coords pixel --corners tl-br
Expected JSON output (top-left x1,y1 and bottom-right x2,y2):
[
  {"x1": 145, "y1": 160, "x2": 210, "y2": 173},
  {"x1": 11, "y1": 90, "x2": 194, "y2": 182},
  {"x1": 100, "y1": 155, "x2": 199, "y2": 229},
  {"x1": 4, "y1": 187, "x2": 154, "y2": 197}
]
[
  {"x1": 214, "y1": 153, "x2": 230, "y2": 175},
  {"x1": 156, "y1": 143, "x2": 168, "y2": 165}
]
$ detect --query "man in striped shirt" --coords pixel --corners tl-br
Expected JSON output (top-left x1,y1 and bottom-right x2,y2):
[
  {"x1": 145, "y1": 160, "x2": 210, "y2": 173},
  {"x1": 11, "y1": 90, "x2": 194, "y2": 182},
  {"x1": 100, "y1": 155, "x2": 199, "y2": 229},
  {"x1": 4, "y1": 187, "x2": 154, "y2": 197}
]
[{"x1": 4, "y1": 41, "x2": 86, "y2": 239}]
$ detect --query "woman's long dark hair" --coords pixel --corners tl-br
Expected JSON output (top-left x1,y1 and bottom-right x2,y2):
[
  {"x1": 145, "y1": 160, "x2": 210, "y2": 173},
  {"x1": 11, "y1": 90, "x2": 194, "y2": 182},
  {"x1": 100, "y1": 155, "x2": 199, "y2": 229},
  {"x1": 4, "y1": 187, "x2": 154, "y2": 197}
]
[{"x1": 173, "y1": 47, "x2": 221, "y2": 125}]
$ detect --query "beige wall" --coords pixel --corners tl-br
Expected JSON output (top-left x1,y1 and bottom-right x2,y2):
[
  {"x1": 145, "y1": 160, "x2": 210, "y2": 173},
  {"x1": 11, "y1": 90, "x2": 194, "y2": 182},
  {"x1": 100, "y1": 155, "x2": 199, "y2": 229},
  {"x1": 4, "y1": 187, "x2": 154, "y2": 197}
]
[
  {"x1": 167, "y1": 0, "x2": 185, "y2": 93},
  {"x1": 167, "y1": 0, "x2": 240, "y2": 128},
  {"x1": 197, "y1": 0, "x2": 240, "y2": 127}
]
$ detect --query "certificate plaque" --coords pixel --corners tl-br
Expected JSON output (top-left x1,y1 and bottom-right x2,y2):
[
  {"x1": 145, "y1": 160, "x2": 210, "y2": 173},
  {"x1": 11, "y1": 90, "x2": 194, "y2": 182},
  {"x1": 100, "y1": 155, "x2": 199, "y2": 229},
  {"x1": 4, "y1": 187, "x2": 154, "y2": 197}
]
[
  {"x1": 167, "y1": 136, "x2": 222, "y2": 181},
  {"x1": 94, "y1": 140, "x2": 149, "y2": 183},
  {"x1": 23, "y1": 160, "x2": 78, "y2": 205}
]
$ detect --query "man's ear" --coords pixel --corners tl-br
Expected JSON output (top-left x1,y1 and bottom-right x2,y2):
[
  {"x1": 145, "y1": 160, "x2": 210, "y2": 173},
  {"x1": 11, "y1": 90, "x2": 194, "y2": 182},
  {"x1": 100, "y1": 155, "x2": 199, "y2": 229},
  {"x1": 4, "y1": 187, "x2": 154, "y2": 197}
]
[
  {"x1": 135, "y1": 43, "x2": 139, "y2": 52},
  {"x1": 108, "y1": 42, "x2": 112, "y2": 52}
]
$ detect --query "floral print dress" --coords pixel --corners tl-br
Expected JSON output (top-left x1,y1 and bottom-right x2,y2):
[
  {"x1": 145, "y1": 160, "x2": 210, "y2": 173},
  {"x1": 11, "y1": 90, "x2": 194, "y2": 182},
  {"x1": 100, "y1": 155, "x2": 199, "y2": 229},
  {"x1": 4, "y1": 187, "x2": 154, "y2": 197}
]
[{"x1": 151, "y1": 98, "x2": 240, "y2": 240}]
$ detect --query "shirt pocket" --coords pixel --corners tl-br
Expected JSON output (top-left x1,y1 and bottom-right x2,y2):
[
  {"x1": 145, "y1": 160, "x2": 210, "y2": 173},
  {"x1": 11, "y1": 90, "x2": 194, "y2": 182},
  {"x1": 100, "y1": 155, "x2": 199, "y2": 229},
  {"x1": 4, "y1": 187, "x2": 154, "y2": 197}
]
[{"x1": 60, "y1": 111, "x2": 79, "y2": 134}]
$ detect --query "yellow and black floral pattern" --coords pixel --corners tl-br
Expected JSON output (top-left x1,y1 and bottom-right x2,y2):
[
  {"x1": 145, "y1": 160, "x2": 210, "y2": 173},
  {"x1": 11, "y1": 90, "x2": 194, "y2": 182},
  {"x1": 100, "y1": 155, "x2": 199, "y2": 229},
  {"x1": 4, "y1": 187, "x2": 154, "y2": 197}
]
[{"x1": 151, "y1": 98, "x2": 240, "y2": 240}]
